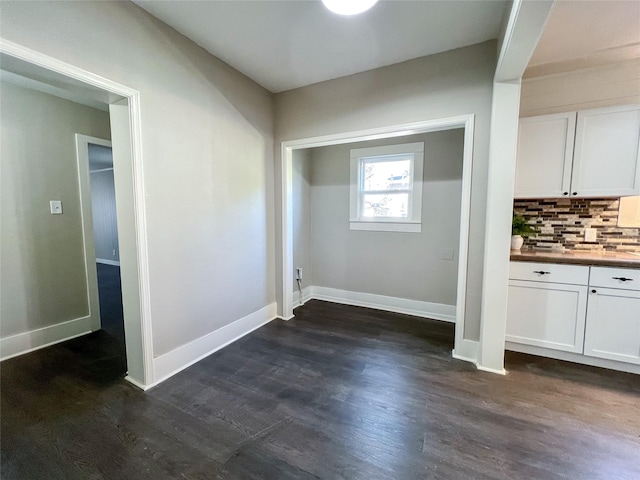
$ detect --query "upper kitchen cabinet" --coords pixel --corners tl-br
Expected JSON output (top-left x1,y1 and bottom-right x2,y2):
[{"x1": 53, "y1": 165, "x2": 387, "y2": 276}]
[
  {"x1": 515, "y1": 112, "x2": 576, "y2": 198},
  {"x1": 572, "y1": 104, "x2": 640, "y2": 197},
  {"x1": 515, "y1": 104, "x2": 640, "y2": 199}
]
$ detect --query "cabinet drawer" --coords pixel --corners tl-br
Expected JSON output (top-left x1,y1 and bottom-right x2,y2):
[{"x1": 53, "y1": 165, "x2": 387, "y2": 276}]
[
  {"x1": 509, "y1": 262, "x2": 589, "y2": 285},
  {"x1": 589, "y1": 267, "x2": 640, "y2": 291}
]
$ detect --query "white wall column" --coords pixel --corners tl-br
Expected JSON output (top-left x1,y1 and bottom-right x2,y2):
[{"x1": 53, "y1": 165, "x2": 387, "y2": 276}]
[
  {"x1": 477, "y1": 80, "x2": 521, "y2": 374},
  {"x1": 109, "y1": 99, "x2": 151, "y2": 386},
  {"x1": 477, "y1": 0, "x2": 554, "y2": 373}
]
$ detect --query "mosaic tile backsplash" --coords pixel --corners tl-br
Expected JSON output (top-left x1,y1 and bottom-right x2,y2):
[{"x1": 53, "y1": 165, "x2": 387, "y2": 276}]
[{"x1": 513, "y1": 198, "x2": 640, "y2": 252}]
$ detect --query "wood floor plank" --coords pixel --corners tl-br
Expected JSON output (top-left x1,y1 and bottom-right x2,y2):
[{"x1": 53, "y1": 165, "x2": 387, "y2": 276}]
[{"x1": 2, "y1": 297, "x2": 640, "y2": 479}]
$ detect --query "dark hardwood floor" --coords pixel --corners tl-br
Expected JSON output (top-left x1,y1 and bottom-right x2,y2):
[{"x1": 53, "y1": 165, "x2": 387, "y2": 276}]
[
  {"x1": 95, "y1": 263, "x2": 126, "y2": 347},
  {"x1": 2, "y1": 298, "x2": 639, "y2": 479}
]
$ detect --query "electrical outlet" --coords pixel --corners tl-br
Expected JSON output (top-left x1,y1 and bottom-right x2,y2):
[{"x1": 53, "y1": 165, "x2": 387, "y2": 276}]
[
  {"x1": 584, "y1": 228, "x2": 597, "y2": 242},
  {"x1": 296, "y1": 268, "x2": 303, "y2": 280},
  {"x1": 49, "y1": 200, "x2": 63, "y2": 215}
]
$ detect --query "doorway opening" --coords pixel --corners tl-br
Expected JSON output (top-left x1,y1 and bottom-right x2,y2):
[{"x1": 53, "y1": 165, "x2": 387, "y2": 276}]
[
  {"x1": 75, "y1": 136, "x2": 126, "y2": 362},
  {"x1": 0, "y1": 40, "x2": 153, "y2": 388},
  {"x1": 279, "y1": 116, "x2": 476, "y2": 360}
]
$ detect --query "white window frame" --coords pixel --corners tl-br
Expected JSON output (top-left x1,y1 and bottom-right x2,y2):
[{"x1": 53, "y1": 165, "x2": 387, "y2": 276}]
[{"x1": 349, "y1": 142, "x2": 424, "y2": 232}]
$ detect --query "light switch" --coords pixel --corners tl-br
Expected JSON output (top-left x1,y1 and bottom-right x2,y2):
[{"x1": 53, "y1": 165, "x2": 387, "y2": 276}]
[{"x1": 50, "y1": 200, "x2": 63, "y2": 215}]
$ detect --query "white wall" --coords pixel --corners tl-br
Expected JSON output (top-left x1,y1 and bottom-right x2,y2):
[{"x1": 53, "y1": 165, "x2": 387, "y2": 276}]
[
  {"x1": 521, "y1": 59, "x2": 640, "y2": 117},
  {"x1": 1, "y1": 1, "x2": 275, "y2": 360},
  {"x1": 276, "y1": 41, "x2": 496, "y2": 341},
  {"x1": 0, "y1": 81, "x2": 111, "y2": 338},
  {"x1": 292, "y1": 148, "x2": 313, "y2": 297},
  {"x1": 306, "y1": 130, "x2": 463, "y2": 306}
]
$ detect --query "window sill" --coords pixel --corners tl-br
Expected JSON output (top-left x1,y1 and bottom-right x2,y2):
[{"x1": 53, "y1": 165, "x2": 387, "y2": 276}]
[{"x1": 349, "y1": 222, "x2": 421, "y2": 233}]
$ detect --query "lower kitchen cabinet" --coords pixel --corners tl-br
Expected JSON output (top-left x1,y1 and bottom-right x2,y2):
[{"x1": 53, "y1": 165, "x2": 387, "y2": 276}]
[
  {"x1": 507, "y1": 280, "x2": 587, "y2": 353},
  {"x1": 506, "y1": 262, "x2": 640, "y2": 372},
  {"x1": 583, "y1": 287, "x2": 640, "y2": 365}
]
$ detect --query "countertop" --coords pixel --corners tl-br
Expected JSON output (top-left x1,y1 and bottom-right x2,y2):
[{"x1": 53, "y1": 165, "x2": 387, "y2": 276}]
[{"x1": 510, "y1": 249, "x2": 640, "y2": 269}]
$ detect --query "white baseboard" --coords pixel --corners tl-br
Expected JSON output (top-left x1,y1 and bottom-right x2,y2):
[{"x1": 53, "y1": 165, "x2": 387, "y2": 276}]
[
  {"x1": 96, "y1": 258, "x2": 120, "y2": 266},
  {"x1": 0, "y1": 315, "x2": 93, "y2": 361},
  {"x1": 306, "y1": 286, "x2": 456, "y2": 323},
  {"x1": 452, "y1": 338, "x2": 479, "y2": 364},
  {"x1": 152, "y1": 302, "x2": 278, "y2": 386},
  {"x1": 506, "y1": 342, "x2": 640, "y2": 375},
  {"x1": 293, "y1": 286, "x2": 313, "y2": 308},
  {"x1": 453, "y1": 340, "x2": 507, "y2": 374},
  {"x1": 125, "y1": 375, "x2": 153, "y2": 391},
  {"x1": 476, "y1": 364, "x2": 507, "y2": 375}
]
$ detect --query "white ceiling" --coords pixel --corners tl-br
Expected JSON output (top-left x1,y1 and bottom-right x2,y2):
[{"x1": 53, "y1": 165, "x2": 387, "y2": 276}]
[
  {"x1": 526, "y1": 0, "x2": 640, "y2": 77},
  {"x1": 134, "y1": 0, "x2": 508, "y2": 93}
]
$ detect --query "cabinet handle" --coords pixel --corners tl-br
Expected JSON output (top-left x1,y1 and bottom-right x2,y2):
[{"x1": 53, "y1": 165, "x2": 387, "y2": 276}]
[
  {"x1": 591, "y1": 289, "x2": 597, "y2": 294},
  {"x1": 612, "y1": 277, "x2": 633, "y2": 282},
  {"x1": 563, "y1": 192, "x2": 569, "y2": 196},
  {"x1": 533, "y1": 270, "x2": 550, "y2": 275},
  {"x1": 572, "y1": 192, "x2": 578, "y2": 196}
]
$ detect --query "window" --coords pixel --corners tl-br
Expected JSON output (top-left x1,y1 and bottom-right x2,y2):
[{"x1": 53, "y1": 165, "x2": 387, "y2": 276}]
[{"x1": 349, "y1": 142, "x2": 424, "y2": 232}]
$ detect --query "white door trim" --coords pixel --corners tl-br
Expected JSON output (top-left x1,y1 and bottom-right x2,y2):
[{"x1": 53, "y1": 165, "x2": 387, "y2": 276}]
[
  {"x1": 279, "y1": 115, "x2": 475, "y2": 360},
  {"x1": 75, "y1": 134, "x2": 112, "y2": 333},
  {"x1": 0, "y1": 38, "x2": 154, "y2": 388}
]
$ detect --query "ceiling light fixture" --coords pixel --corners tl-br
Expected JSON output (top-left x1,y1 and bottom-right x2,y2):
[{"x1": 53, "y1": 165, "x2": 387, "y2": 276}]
[{"x1": 322, "y1": 0, "x2": 379, "y2": 16}]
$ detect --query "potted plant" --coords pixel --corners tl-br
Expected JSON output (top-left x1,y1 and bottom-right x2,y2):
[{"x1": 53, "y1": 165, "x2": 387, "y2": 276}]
[{"x1": 511, "y1": 214, "x2": 538, "y2": 251}]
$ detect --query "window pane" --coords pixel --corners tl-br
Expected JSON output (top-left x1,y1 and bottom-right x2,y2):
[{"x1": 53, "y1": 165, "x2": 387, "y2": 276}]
[
  {"x1": 363, "y1": 159, "x2": 411, "y2": 191},
  {"x1": 362, "y1": 193, "x2": 409, "y2": 218}
]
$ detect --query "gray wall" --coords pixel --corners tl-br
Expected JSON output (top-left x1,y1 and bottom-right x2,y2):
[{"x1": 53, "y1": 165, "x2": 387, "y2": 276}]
[
  {"x1": 276, "y1": 41, "x2": 496, "y2": 341},
  {"x1": 292, "y1": 149, "x2": 313, "y2": 292},
  {"x1": 1, "y1": 1, "x2": 275, "y2": 357},
  {"x1": 0, "y1": 81, "x2": 111, "y2": 337},
  {"x1": 308, "y1": 130, "x2": 463, "y2": 305},
  {"x1": 89, "y1": 169, "x2": 120, "y2": 263}
]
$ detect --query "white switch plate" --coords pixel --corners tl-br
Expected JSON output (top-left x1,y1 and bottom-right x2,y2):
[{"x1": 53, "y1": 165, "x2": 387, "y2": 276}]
[
  {"x1": 584, "y1": 228, "x2": 597, "y2": 242},
  {"x1": 49, "y1": 200, "x2": 63, "y2": 215}
]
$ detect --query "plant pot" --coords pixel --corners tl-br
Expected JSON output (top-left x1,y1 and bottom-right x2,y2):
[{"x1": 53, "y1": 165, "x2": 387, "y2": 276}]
[{"x1": 511, "y1": 235, "x2": 524, "y2": 251}]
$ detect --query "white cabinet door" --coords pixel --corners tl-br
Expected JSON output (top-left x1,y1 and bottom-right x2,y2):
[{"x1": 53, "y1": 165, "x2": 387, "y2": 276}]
[
  {"x1": 515, "y1": 112, "x2": 576, "y2": 198},
  {"x1": 507, "y1": 280, "x2": 588, "y2": 353},
  {"x1": 572, "y1": 104, "x2": 640, "y2": 197},
  {"x1": 583, "y1": 287, "x2": 640, "y2": 365}
]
